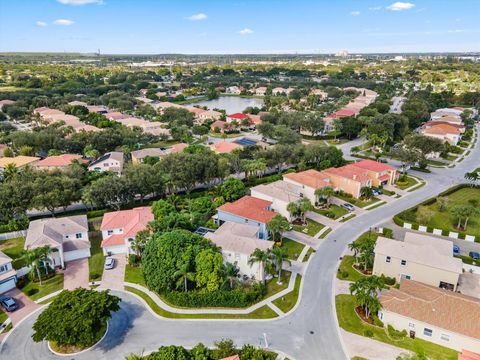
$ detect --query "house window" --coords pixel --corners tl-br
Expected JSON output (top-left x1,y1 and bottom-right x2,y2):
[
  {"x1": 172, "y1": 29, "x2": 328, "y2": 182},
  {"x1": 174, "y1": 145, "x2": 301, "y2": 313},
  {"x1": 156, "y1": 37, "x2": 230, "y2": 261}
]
[
  {"x1": 75, "y1": 233, "x2": 82, "y2": 239},
  {"x1": 440, "y1": 334, "x2": 450, "y2": 342},
  {"x1": 107, "y1": 230, "x2": 113, "y2": 236},
  {"x1": 401, "y1": 260, "x2": 406, "y2": 266},
  {"x1": 385, "y1": 256, "x2": 391, "y2": 263},
  {"x1": 423, "y1": 328, "x2": 433, "y2": 337},
  {"x1": 0, "y1": 265, "x2": 5, "y2": 273},
  {"x1": 244, "y1": 219, "x2": 248, "y2": 223},
  {"x1": 408, "y1": 322, "x2": 415, "y2": 329}
]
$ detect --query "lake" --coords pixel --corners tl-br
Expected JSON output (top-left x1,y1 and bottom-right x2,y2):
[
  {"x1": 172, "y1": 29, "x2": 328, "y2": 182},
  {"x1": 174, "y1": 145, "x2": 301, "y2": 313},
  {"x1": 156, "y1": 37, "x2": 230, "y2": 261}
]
[{"x1": 189, "y1": 96, "x2": 264, "y2": 114}]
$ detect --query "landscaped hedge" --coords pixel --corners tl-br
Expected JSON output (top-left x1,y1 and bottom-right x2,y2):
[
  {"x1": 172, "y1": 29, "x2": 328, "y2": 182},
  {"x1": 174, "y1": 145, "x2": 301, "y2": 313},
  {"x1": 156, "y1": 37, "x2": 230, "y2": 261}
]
[{"x1": 162, "y1": 284, "x2": 266, "y2": 308}]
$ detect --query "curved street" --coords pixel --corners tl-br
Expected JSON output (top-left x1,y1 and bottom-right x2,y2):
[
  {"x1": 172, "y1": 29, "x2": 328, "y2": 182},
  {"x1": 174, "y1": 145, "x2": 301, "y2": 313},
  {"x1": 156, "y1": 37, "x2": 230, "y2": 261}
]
[{"x1": 2, "y1": 126, "x2": 479, "y2": 360}]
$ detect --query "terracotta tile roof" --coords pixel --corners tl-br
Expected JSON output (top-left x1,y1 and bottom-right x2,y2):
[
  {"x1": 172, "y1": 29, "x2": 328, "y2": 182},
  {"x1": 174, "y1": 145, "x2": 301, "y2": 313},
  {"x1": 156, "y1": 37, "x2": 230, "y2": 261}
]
[
  {"x1": 170, "y1": 143, "x2": 189, "y2": 153},
  {"x1": 0, "y1": 100, "x2": 15, "y2": 105},
  {"x1": 424, "y1": 121, "x2": 465, "y2": 130},
  {"x1": 35, "y1": 154, "x2": 84, "y2": 168},
  {"x1": 227, "y1": 113, "x2": 249, "y2": 119},
  {"x1": 459, "y1": 350, "x2": 480, "y2": 360},
  {"x1": 351, "y1": 159, "x2": 396, "y2": 173},
  {"x1": 0, "y1": 156, "x2": 40, "y2": 168},
  {"x1": 105, "y1": 111, "x2": 127, "y2": 120},
  {"x1": 211, "y1": 120, "x2": 228, "y2": 129},
  {"x1": 220, "y1": 356, "x2": 240, "y2": 360},
  {"x1": 210, "y1": 141, "x2": 241, "y2": 154},
  {"x1": 323, "y1": 164, "x2": 370, "y2": 183},
  {"x1": 380, "y1": 280, "x2": 480, "y2": 340},
  {"x1": 283, "y1": 169, "x2": 331, "y2": 189},
  {"x1": 100, "y1": 207, "x2": 153, "y2": 247},
  {"x1": 185, "y1": 106, "x2": 206, "y2": 114},
  {"x1": 423, "y1": 125, "x2": 460, "y2": 136},
  {"x1": 217, "y1": 196, "x2": 277, "y2": 224}
]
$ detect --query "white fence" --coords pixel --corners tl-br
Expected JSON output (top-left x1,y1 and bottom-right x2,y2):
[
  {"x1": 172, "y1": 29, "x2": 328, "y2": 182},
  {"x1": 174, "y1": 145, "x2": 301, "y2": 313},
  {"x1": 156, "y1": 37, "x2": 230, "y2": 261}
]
[
  {"x1": 402, "y1": 223, "x2": 477, "y2": 242},
  {"x1": 0, "y1": 230, "x2": 27, "y2": 241}
]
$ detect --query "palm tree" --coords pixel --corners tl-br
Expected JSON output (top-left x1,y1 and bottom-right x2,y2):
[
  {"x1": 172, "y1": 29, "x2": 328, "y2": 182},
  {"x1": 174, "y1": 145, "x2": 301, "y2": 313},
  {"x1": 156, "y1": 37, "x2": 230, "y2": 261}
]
[
  {"x1": 20, "y1": 246, "x2": 51, "y2": 285},
  {"x1": 3, "y1": 163, "x2": 18, "y2": 182},
  {"x1": 173, "y1": 262, "x2": 195, "y2": 292},
  {"x1": 266, "y1": 215, "x2": 290, "y2": 244},
  {"x1": 248, "y1": 248, "x2": 271, "y2": 286},
  {"x1": 464, "y1": 171, "x2": 479, "y2": 187},
  {"x1": 223, "y1": 262, "x2": 239, "y2": 289},
  {"x1": 349, "y1": 276, "x2": 384, "y2": 319},
  {"x1": 287, "y1": 201, "x2": 300, "y2": 221},
  {"x1": 348, "y1": 241, "x2": 361, "y2": 259},
  {"x1": 360, "y1": 186, "x2": 374, "y2": 200},
  {"x1": 297, "y1": 198, "x2": 314, "y2": 224},
  {"x1": 315, "y1": 186, "x2": 335, "y2": 207},
  {"x1": 269, "y1": 247, "x2": 291, "y2": 284}
]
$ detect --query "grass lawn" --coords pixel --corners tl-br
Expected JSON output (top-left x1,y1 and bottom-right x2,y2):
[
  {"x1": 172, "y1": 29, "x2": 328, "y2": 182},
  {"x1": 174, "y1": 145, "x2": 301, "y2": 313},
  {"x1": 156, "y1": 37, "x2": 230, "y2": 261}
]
[
  {"x1": 335, "y1": 194, "x2": 381, "y2": 209},
  {"x1": 427, "y1": 159, "x2": 448, "y2": 167},
  {"x1": 88, "y1": 233, "x2": 103, "y2": 281},
  {"x1": 272, "y1": 275, "x2": 301, "y2": 313},
  {"x1": 303, "y1": 247, "x2": 315, "y2": 262},
  {"x1": 125, "y1": 286, "x2": 278, "y2": 319},
  {"x1": 292, "y1": 219, "x2": 325, "y2": 236},
  {"x1": 340, "y1": 214, "x2": 357, "y2": 222},
  {"x1": 125, "y1": 264, "x2": 146, "y2": 287},
  {"x1": 337, "y1": 256, "x2": 366, "y2": 282},
  {"x1": 319, "y1": 228, "x2": 332, "y2": 238},
  {"x1": 21, "y1": 274, "x2": 64, "y2": 301},
  {"x1": 265, "y1": 271, "x2": 291, "y2": 298},
  {"x1": 280, "y1": 238, "x2": 305, "y2": 261},
  {"x1": 336, "y1": 295, "x2": 458, "y2": 360},
  {"x1": 0, "y1": 237, "x2": 26, "y2": 269},
  {"x1": 0, "y1": 310, "x2": 7, "y2": 324},
  {"x1": 381, "y1": 188, "x2": 396, "y2": 196},
  {"x1": 313, "y1": 204, "x2": 349, "y2": 219},
  {"x1": 395, "y1": 175, "x2": 418, "y2": 190}
]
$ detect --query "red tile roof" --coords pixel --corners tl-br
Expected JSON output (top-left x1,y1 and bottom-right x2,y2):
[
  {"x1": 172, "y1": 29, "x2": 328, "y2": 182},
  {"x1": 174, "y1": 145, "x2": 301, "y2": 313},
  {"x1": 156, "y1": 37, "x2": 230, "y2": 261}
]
[
  {"x1": 170, "y1": 143, "x2": 188, "y2": 153},
  {"x1": 100, "y1": 207, "x2": 153, "y2": 247},
  {"x1": 227, "y1": 113, "x2": 249, "y2": 119},
  {"x1": 351, "y1": 159, "x2": 396, "y2": 173},
  {"x1": 283, "y1": 169, "x2": 331, "y2": 189},
  {"x1": 220, "y1": 356, "x2": 240, "y2": 360},
  {"x1": 35, "y1": 154, "x2": 84, "y2": 168},
  {"x1": 324, "y1": 164, "x2": 370, "y2": 183},
  {"x1": 218, "y1": 196, "x2": 277, "y2": 224}
]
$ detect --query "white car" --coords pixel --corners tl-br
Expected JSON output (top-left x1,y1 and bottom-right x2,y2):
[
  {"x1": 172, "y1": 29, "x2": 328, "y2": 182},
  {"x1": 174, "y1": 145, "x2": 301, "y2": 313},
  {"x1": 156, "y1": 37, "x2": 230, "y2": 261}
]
[{"x1": 104, "y1": 257, "x2": 115, "y2": 270}]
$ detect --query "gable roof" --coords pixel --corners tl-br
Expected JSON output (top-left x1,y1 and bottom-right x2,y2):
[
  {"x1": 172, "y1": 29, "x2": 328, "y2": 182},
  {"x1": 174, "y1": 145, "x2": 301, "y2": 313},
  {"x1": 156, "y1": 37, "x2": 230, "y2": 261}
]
[
  {"x1": 283, "y1": 169, "x2": 331, "y2": 189},
  {"x1": 380, "y1": 280, "x2": 480, "y2": 340},
  {"x1": 0, "y1": 156, "x2": 40, "y2": 168},
  {"x1": 209, "y1": 141, "x2": 241, "y2": 154},
  {"x1": 131, "y1": 148, "x2": 167, "y2": 159},
  {"x1": 351, "y1": 159, "x2": 396, "y2": 173},
  {"x1": 227, "y1": 113, "x2": 249, "y2": 119},
  {"x1": 251, "y1": 180, "x2": 303, "y2": 203},
  {"x1": 25, "y1": 215, "x2": 89, "y2": 250},
  {"x1": 217, "y1": 195, "x2": 277, "y2": 224},
  {"x1": 35, "y1": 154, "x2": 83, "y2": 168},
  {"x1": 0, "y1": 251, "x2": 12, "y2": 266},
  {"x1": 170, "y1": 143, "x2": 189, "y2": 153},
  {"x1": 100, "y1": 206, "x2": 153, "y2": 247},
  {"x1": 323, "y1": 164, "x2": 370, "y2": 183},
  {"x1": 88, "y1": 152, "x2": 124, "y2": 168}
]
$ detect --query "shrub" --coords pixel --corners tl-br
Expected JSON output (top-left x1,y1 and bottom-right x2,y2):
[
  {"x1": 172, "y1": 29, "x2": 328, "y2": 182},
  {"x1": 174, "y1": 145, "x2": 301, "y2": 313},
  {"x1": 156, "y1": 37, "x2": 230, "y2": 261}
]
[
  {"x1": 382, "y1": 228, "x2": 393, "y2": 238},
  {"x1": 381, "y1": 275, "x2": 396, "y2": 286},
  {"x1": 387, "y1": 325, "x2": 407, "y2": 340},
  {"x1": 128, "y1": 254, "x2": 140, "y2": 266},
  {"x1": 372, "y1": 315, "x2": 384, "y2": 328},
  {"x1": 364, "y1": 329, "x2": 374, "y2": 338}
]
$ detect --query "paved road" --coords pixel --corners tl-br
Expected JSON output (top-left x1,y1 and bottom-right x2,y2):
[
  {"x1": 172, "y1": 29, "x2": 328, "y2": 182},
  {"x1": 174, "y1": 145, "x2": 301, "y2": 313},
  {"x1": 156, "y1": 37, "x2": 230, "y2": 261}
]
[
  {"x1": 389, "y1": 96, "x2": 406, "y2": 114},
  {"x1": 2, "y1": 125, "x2": 479, "y2": 360}
]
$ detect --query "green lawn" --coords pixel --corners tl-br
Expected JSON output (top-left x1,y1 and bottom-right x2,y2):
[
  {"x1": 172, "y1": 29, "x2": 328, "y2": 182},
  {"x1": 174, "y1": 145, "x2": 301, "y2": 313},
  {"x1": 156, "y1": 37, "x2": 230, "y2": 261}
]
[
  {"x1": 292, "y1": 219, "x2": 325, "y2": 236},
  {"x1": 340, "y1": 214, "x2": 356, "y2": 222},
  {"x1": 336, "y1": 295, "x2": 458, "y2": 360},
  {"x1": 125, "y1": 286, "x2": 278, "y2": 319},
  {"x1": 265, "y1": 271, "x2": 291, "y2": 298},
  {"x1": 21, "y1": 274, "x2": 64, "y2": 301},
  {"x1": 335, "y1": 194, "x2": 381, "y2": 208},
  {"x1": 0, "y1": 311, "x2": 7, "y2": 325},
  {"x1": 303, "y1": 247, "x2": 315, "y2": 262},
  {"x1": 337, "y1": 256, "x2": 366, "y2": 282},
  {"x1": 125, "y1": 264, "x2": 146, "y2": 287},
  {"x1": 0, "y1": 237, "x2": 26, "y2": 269},
  {"x1": 281, "y1": 238, "x2": 305, "y2": 261},
  {"x1": 272, "y1": 275, "x2": 301, "y2": 313},
  {"x1": 313, "y1": 204, "x2": 349, "y2": 219},
  {"x1": 88, "y1": 233, "x2": 104, "y2": 281},
  {"x1": 395, "y1": 175, "x2": 418, "y2": 190}
]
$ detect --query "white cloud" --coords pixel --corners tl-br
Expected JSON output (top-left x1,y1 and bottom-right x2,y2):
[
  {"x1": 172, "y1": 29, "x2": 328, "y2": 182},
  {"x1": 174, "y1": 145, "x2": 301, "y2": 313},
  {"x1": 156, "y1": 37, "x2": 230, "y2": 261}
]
[
  {"x1": 57, "y1": 0, "x2": 102, "y2": 5},
  {"x1": 36, "y1": 21, "x2": 48, "y2": 27},
  {"x1": 54, "y1": 19, "x2": 75, "y2": 26},
  {"x1": 369, "y1": 6, "x2": 382, "y2": 11},
  {"x1": 350, "y1": 11, "x2": 361, "y2": 16},
  {"x1": 387, "y1": 2, "x2": 415, "y2": 11},
  {"x1": 238, "y1": 28, "x2": 253, "y2": 35},
  {"x1": 186, "y1": 13, "x2": 207, "y2": 21}
]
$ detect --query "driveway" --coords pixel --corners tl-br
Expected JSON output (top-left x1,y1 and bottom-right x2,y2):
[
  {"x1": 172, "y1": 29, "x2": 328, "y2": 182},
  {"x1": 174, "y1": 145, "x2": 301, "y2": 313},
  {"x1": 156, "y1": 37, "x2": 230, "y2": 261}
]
[
  {"x1": 458, "y1": 273, "x2": 480, "y2": 299},
  {"x1": 1, "y1": 288, "x2": 40, "y2": 326},
  {"x1": 63, "y1": 258, "x2": 90, "y2": 290},
  {"x1": 99, "y1": 255, "x2": 126, "y2": 291}
]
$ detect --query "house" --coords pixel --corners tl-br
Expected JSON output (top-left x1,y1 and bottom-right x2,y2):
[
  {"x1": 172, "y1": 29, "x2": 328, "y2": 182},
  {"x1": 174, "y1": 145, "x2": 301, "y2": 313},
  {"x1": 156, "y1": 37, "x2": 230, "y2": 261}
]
[
  {"x1": 250, "y1": 180, "x2": 303, "y2": 220},
  {"x1": 0, "y1": 99, "x2": 16, "y2": 111},
  {"x1": 211, "y1": 120, "x2": 232, "y2": 133},
  {"x1": 116, "y1": 117, "x2": 170, "y2": 137},
  {"x1": 424, "y1": 121, "x2": 465, "y2": 133},
  {"x1": 255, "y1": 87, "x2": 267, "y2": 96},
  {"x1": 152, "y1": 101, "x2": 184, "y2": 112},
  {"x1": 272, "y1": 87, "x2": 287, "y2": 96},
  {"x1": 216, "y1": 196, "x2": 278, "y2": 239},
  {"x1": 378, "y1": 280, "x2": 480, "y2": 352},
  {"x1": 323, "y1": 164, "x2": 372, "y2": 198},
  {"x1": 204, "y1": 221, "x2": 273, "y2": 281},
  {"x1": 68, "y1": 100, "x2": 88, "y2": 107},
  {"x1": 131, "y1": 148, "x2": 168, "y2": 164},
  {"x1": 209, "y1": 141, "x2": 241, "y2": 154},
  {"x1": 325, "y1": 108, "x2": 356, "y2": 120},
  {"x1": 34, "y1": 154, "x2": 84, "y2": 171},
  {"x1": 220, "y1": 355, "x2": 241, "y2": 360},
  {"x1": 226, "y1": 113, "x2": 249, "y2": 124},
  {"x1": 373, "y1": 233, "x2": 462, "y2": 290},
  {"x1": 0, "y1": 156, "x2": 40, "y2": 171},
  {"x1": 225, "y1": 86, "x2": 241, "y2": 95},
  {"x1": 88, "y1": 151, "x2": 124, "y2": 175},
  {"x1": 86, "y1": 105, "x2": 108, "y2": 114},
  {"x1": 310, "y1": 89, "x2": 328, "y2": 99},
  {"x1": 459, "y1": 350, "x2": 480, "y2": 360},
  {"x1": 431, "y1": 114, "x2": 463, "y2": 125},
  {"x1": 100, "y1": 207, "x2": 154, "y2": 255},
  {"x1": 350, "y1": 159, "x2": 398, "y2": 187},
  {"x1": 33, "y1": 107, "x2": 64, "y2": 118},
  {"x1": 25, "y1": 216, "x2": 91, "y2": 268},
  {"x1": 198, "y1": 109, "x2": 223, "y2": 122},
  {"x1": 0, "y1": 251, "x2": 17, "y2": 294},
  {"x1": 105, "y1": 111, "x2": 127, "y2": 121},
  {"x1": 421, "y1": 123, "x2": 461, "y2": 145},
  {"x1": 431, "y1": 108, "x2": 463, "y2": 120},
  {"x1": 283, "y1": 169, "x2": 332, "y2": 204},
  {"x1": 185, "y1": 106, "x2": 206, "y2": 118},
  {"x1": 170, "y1": 143, "x2": 189, "y2": 153}
]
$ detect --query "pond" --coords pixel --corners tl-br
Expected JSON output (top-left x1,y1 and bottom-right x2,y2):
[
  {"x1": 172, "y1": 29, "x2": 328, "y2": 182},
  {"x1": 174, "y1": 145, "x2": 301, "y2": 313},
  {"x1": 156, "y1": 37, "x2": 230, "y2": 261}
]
[{"x1": 189, "y1": 96, "x2": 264, "y2": 114}]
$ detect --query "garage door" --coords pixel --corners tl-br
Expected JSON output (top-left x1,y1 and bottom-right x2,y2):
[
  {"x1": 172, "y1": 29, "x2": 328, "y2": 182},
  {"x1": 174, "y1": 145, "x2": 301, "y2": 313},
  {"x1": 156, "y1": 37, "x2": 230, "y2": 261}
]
[
  {"x1": 0, "y1": 278, "x2": 17, "y2": 294},
  {"x1": 64, "y1": 248, "x2": 91, "y2": 262},
  {"x1": 103, "y1": 245, "x2": 127, "y2": 255}
]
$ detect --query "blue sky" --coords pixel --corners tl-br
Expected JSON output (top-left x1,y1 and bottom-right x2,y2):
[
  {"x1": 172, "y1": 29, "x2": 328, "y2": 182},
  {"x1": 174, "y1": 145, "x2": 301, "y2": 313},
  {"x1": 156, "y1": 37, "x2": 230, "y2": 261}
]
[{"x1": 0, "y1": 0, "x2": 479, "y2": 54}]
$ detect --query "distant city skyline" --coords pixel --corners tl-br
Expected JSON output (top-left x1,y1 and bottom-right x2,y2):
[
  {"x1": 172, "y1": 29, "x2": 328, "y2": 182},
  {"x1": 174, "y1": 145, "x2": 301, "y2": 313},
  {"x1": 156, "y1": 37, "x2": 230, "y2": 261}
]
[{"x1": 0, "y1": 0, "x2": 479, "y2": 54}]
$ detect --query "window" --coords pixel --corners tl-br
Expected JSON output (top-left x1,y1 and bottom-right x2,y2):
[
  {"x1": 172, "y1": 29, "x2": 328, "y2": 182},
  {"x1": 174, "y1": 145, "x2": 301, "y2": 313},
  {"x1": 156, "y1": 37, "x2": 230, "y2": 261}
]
[
  {"x1": 423, "y1": 328, "x2": 433, "y2": 337},
  {"x1": 107, "y1": 230, "x2": 113, "y2": 236},
  {"x1": 385, "y1": 256, "x2": 391, "y2": 263},
  {"x1": 75, "y1": 233, "x2": 82, "y2": 239},
  {"x1": 401, "y1": 260, "x2": 406, "y2": 266},
  {"x1": 244, "y1": 219, "x2": 248, "y2": 223},
  {"x1": 408, "y1": 322, "x2": 415, "y2": 329},
  {"x1": 440, "y1": 334, "x2": 450, "y2": 342},
  {"x1": 0, "y1": 265, "x2": 5, "y2": 273}
]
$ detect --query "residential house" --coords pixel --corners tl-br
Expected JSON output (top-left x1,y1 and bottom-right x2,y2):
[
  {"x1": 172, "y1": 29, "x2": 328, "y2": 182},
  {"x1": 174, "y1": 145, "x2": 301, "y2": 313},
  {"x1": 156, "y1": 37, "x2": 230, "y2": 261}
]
[
  {"x1": 350, "y1": 159, "x2": 398, "y2": 187},
  {"x1": 198, "y1": 109, "x2": 223, "y2": 122},
  {"x1": 170, "y1": 143, "x2": 189, "y2": 153},
  {"x1": 100, "y1": 207, "x2": 154, "y2": 255},
  {"x1": 68, "y1": 100, "x2": 87, "y2": 107},
  {"x1": 226, "y1": 113, "x2": 250, "y2": 124},
  {"x1": 105, "y1": 111, "x2": 127, "y2": 121},
  {"x1": 225, "y1": 86, "x2": 241, "y2": 95},
  {"x1": 185, "y1": 106, "x2": 206, "y2": 119},
  {"x1": 272, "y1": 87, "x2": 287, "y2": 96},
  {"x1": 250, "y1": 180, "x2": 303, "y2": 220},
  {"x1": 220, "y1": 355, "x2": 241, "y2": 360},
  {"x1": 0, "y1": 99, "x2": 15, "y2": 111},
  {"x1": 131, "y1": 148, "x2": 168, "y2": 164},
  {"x1": 25, "y1": 215, "x2": 91, "y2": 268},
  {"x1": 310, "y1": 89, "x2": 328, "y2": 99},
  {"x1": 431, "y1": 108, "x2": 463, "y2": 120},
  {"x1": 283, "y1": 169, "x2": 332, "y2": 204},
  {"x1": 431, "y1": 114, "x2": 463, "y2": 125},
  {"x1": 373, "y1": 232, "x2": 462, "y2": 290},
  {"x1": 0, "y1": 251, "x2": 17, "y2": 294},
  {"x1": 216, "y1": 196, "x2": 278, "y2": 239},
  {"x1": 116, "y1": 117, "x2": 170, "y2": 137},
  {"x1": 0, "y1": 156, "x2": 40, "y2": 171},
  {"x1": 86, "y1": 105, "x2": 108, "y2": 114},
  {"x1": 151, "y1": 101, "x2": 184, "y2": 112},
  {"x1": 204, "y1": 221, "x2": 273, "y2": 281},
  {"x1": 421, "y1": 123, "x2": 461, "y2": 145},
  {"x1": 211, "y1": 120, "x2": 234, "y2": 133},
  {"x1": 33, "y1": 107, "x2": 64, "y2": 118},
  {"x1": 88, "y1": 151, "x2": 124, "y2": 175},
  {"x1": 34, "y1": 154, "x2": 84, "y2": 171},
  {"x1": 209, "y1": 141, "x2": 241, "y2": 154},
  {"x1": 255, "y1": 87, "x2": 267, "y2": 96},
  {"x1": 423, "y1": 121, "x2": 465, "y2": 133},
  {"x1": 378, "y1": 280, "x2": 480, "y2": 352},
  {"x1": 323, "y1": 164, "x2": 372, "y2": 198}
]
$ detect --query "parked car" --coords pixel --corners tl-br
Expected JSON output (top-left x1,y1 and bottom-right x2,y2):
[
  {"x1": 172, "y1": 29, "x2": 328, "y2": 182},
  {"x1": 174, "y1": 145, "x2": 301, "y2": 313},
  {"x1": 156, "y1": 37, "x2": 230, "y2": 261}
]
[
  {"x1": 0, "y1": 296, "x2": 18, "y2": 312},
  {"x1": 372, "y1": 189, "x2": 383, "y2": 196},
  {"x1": 340, "y1": 203, "x2": 355, "y2": 212},
  {"x1": 469, "y1": 251, "x2": 480, "y2": 260},
  {"x1": 453, "y1": 244, "x2": 460, "y2": 256},
  {"x1": 104, "y1": 257, "x2": 115, "y2": 270}
]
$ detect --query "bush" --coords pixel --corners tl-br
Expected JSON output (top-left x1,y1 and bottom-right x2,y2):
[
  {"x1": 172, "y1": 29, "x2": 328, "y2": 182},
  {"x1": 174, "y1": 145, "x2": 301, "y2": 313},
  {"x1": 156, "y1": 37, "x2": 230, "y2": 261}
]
[
  {"x1": 387, "y1": 325, "x2": 407, "y2": 340},
  {"x1": 372, "y1": 315, "x2": 384, "y2": 328},
  {"x1": 364, "y1": 329, "x2": 374, "y2": 337},
  {"x1": 128, "y1": 254, "x2": 140, "y2": 266},
  {"x1": 398, "y1": 209, "x2": 417, "y2": 223},
  {"x1": 382, "y1": 228, "x2": 393, "y2": 238},
  {"x1": 381, "y1": 275, "x2": 396, "y2": 286}
]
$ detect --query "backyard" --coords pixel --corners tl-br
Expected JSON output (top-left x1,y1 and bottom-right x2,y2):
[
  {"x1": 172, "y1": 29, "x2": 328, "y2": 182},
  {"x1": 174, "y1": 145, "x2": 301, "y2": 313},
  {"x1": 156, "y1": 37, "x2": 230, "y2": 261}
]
[
  {"x1": 292, "y1": 219, "x2": 324, "y2": 236},
  {"x1": 0, "y1": 237, "x2": 26, "y2": 269}
]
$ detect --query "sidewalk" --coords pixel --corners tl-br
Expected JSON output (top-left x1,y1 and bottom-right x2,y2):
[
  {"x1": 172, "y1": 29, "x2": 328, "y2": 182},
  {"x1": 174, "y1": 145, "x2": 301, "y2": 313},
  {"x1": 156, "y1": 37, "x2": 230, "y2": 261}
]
[{"x1": 341, "y1": 329, "x2": 409, "y2": 360}]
